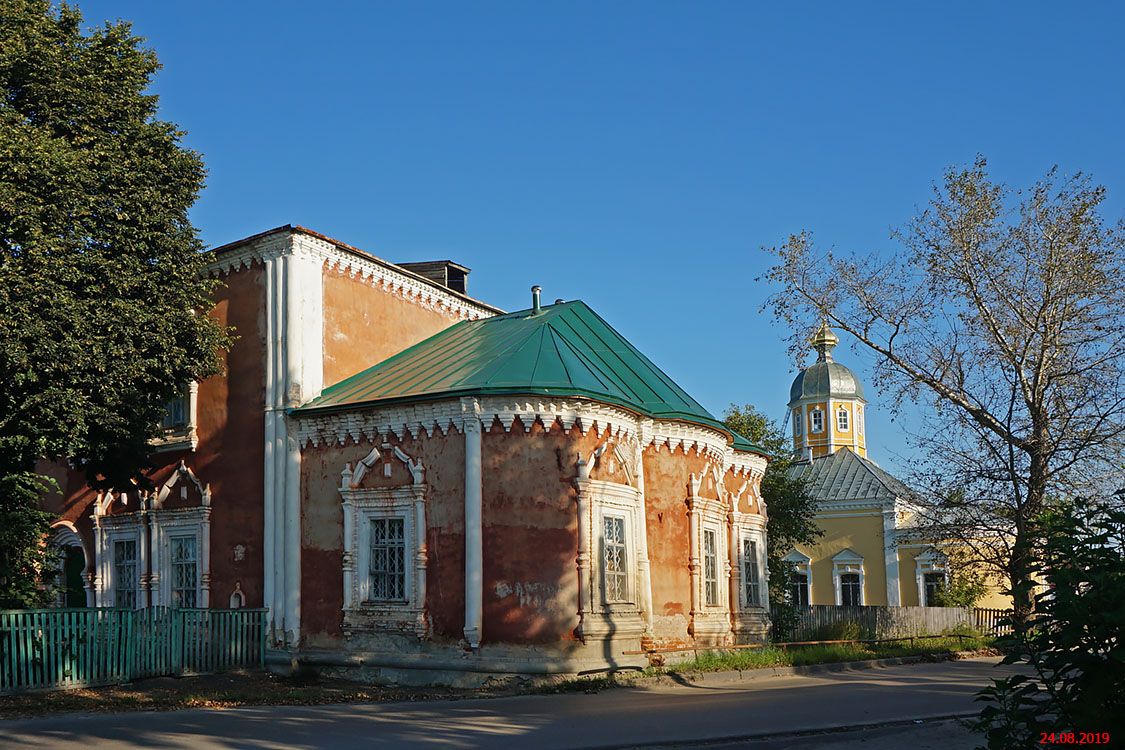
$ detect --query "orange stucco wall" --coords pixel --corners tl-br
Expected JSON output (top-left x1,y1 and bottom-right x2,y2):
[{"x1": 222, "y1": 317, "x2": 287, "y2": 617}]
[
  {"x1": 642, "y1": 444, "x2": 708, "y2": 645},
  {"x1": 321, "y1": 267, "x2": 468, "y2": 387}
]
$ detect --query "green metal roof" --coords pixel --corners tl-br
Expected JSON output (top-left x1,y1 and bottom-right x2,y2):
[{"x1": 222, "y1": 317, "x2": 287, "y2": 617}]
[{"x1": 297, "y1": 300, "x2": 766, "y2": 456}]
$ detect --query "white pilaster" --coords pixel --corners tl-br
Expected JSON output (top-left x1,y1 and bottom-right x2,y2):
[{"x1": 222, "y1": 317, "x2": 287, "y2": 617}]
[
  {"x1": 263, "y1": 233, "x2": 325, "y2": 646},
  {"x1": 461, "y1": 398, "x2": 483, "y2": 649},
  {"x1": 883, "y1": 508, "x2": 901, "y2": 606},
  {"x1": 634, "y1": 424, "x2": 654, "y2": 635}
]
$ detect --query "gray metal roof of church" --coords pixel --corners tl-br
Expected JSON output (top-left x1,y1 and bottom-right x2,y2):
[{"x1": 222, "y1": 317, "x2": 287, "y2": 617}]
[{"x1": 787, "y1": 448, "x2": 918, "y2": 505}]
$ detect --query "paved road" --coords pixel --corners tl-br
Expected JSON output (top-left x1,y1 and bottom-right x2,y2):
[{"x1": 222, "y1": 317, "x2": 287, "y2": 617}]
[{"x1": 2, "y1": 657, "x2": 1007, "y2": 750}]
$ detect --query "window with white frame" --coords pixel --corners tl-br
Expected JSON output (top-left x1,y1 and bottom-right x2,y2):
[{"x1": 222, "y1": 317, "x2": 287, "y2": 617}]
[
  {"x1": 857, "y1": 406, "x2": 864, "y2": 433},
  {"x1": 113, "y1": 539, "x2": 138, "y2": 609},
  {"x1": 170, "y1": 535, "x2": 198, "y2": 608},
  {"x1": 369, "y1": 516, "x2": 407, "y2": 602},
  {"x1": 783, "y1": 550, "x2": 812, "y2": 606},
  {"x1": 833, "y1": 548, "x2": 865, "y2": 607},
  {"x1": 742, "y1": 538, "x2": 761, "y2": 607},
  {"x1": 602, "y1": 515, "x2": 629, "y2": 603},
  {"x1": 790, "y1": 571, "x2": 810, "y2": 606},
  {"x1": 810, "y1": 409, "x2": 824, "y2": 433},
  {"x1": 793, "y1": 410, "x2": 803, "y2": 437},
  {"x1": 837, "y1": 408, "x2": 849, "y2": 432},
  {"x1": 923, "y1": 572, "x2": 945, "y2": 606},
  {"x1": 703, "y1": 528, "x2": 719, "y2": 607}
]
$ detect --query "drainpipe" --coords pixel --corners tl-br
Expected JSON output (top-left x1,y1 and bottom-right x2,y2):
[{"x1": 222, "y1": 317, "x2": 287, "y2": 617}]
[{"x1": 462, "y1": 398, "x2": 483, "y2": 649}]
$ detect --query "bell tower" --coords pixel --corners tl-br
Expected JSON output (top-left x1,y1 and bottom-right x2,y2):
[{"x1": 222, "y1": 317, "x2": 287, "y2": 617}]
[{"x1": 787, "y1": 321, "x2": 867, "y2": 460}]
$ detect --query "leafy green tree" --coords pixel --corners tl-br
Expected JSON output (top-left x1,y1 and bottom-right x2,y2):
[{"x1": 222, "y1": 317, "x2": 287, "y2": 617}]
[
  {"x1": 969, "y1": 498, "x2": 1125, "y2": 747},
  {"x1": 931, "y1": 570, "x2": 988, "y2": 609},
  {"x1": 723, "y1": 404, "x2": 821, "y2": 637},
  {"x1": 0, "y1": 1, "x2": 228, "y2": 607},
  {"x1": 762, "y1": 159, "x2": 1125, "y2": 623}
]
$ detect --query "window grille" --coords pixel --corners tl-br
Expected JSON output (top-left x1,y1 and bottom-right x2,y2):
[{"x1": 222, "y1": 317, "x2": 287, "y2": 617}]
[
  {"x1": 113, "y1": 540, "x2": 137, "y2": 609},
  {"x1": 811, "y1": 410, "x2": 824, "y2": 433},
  {"x1": 369, "y1": 517, "x2": 406, "y2": 601},
  {"x1": 602, "y1": 516, "x2": 628, "y2": 603},
  {"x1": 837, "y1": 409, "x2": 849, "y2": 431},
  {"x1": 743, "y1": 539, "x2": 761, "y2": 607},
  {"x1": 171, "y1": 536, "x2": 198, "y2": 608},
  {"x1": 703, "y1": 529, "x2": 719, "y2": 606}
]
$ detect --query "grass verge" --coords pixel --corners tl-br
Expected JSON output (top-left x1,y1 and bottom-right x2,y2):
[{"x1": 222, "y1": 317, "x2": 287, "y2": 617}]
[{"x1": 660, "y1": 635, "x2": 998, "y2": 673}]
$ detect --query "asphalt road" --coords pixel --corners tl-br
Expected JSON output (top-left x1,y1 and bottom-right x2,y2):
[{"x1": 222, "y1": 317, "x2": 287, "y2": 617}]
[{"x1": 1, "y1": 657, "x2": 1008, "y2": 750}]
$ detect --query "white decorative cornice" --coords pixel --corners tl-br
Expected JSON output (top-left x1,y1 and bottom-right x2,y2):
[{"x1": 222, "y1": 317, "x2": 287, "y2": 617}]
[
  {"x1": 203, "y1": 228, "x2": 498, "y2": 322},
  {"x1": 295, "y1": 395, "x2": 769, "y2": 483}
]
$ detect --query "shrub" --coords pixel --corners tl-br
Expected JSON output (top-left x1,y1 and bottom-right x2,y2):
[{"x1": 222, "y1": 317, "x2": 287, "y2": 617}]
[{"x1": 969, "y1": 499, "x2": 1125, "y2": 748}]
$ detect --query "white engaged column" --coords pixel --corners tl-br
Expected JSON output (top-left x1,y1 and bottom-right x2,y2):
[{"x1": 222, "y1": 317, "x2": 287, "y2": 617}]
[{"x1": 462, "y1": 399, "x2": 483, "y2": 649}]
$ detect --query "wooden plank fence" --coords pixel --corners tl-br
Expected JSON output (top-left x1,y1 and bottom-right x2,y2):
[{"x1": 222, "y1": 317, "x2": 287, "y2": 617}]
[
  {"x1": 772, "y1": 605, "x2": 974, "y2": 641},
  {"x1": 0, "y1": 607, "x2": 267, "y2": 694},
  {"x1": 973, "y1": 607, "x2": 1014, "y2": 636}
]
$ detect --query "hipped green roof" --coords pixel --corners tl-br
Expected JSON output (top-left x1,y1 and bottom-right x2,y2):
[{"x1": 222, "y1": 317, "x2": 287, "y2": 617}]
[{"x1": 297, "y1": 300, "x2": 765, "y2": 456}]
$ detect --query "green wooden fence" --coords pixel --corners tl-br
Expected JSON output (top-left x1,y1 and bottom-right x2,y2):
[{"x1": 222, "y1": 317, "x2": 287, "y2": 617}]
[{"x1": 0, "y1": 607, "x2": 267, "y2": 694}]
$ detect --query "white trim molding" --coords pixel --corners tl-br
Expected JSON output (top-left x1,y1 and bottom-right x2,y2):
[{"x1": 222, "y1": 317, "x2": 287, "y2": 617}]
[
  {"x1": 915, "y1": 547, "x2": 949, "y2": 607},
  {"x1": 339, "y1": 443, "x2": 428, "y2": 637},
  {"x1": 783, "y1": 549, "x2": 812, "y2": 606},
  {"x1": 832, "y1": 548, "x2": 865, "y2": 606},
  {"x1": 50, "y1": 522, "x2": 95, "y2": 608}
]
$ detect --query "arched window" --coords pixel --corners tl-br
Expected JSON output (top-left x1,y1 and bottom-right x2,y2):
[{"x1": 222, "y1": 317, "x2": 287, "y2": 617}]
[{"x1": 837, "y1": 408, "x2": 849, "y2": 432}]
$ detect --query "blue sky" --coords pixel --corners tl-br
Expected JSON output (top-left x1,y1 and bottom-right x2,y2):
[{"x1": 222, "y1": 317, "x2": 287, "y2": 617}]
[{"x1": 80, "y1": 1, "x2": 1125, "y2": 473}]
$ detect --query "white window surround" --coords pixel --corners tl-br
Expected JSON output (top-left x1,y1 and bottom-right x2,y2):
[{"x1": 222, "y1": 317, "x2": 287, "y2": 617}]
[
  {"x1": 832, "y1": 548, "x2": 865, "y2": 606},
  {"x1": 93, "y1": 462, "x2": 212, "y2": 609},
  {"x1": 740, "y1": 534, "x2": 766, "y2": 609},
  {"x1": 857, "y1": 406, "x2": 865, "y2": 434},
  {"x1": 702, "y1": 524, "x2": 721, "y2": 608},
  {"x1": 810, "y1": 409, "x2": 824, "y2": 434},
  {"x1": 837, "y1": 408, "x2": 849, "y2": 432},
  {"x1": 592, "y1": 489, "x2": 641, "y2": 610},
  {"x1": 600, "y1": 512, "x2": 632, "y2": 605},
  {"x1": 915, "y1": 548, "x2": 949, "y2": 607},
  {"x1": 793, "y1": 410, "x2": 803, "y2": 437},
  {"x1": 783, "y1": 549, "x2": 812, "y2": 605},
  {"x1": 339, "y1": 443, "x2": 428, "y2": 637},
  {"x1": 151, "y1": 382, "x2": 199, "y2": 453}
]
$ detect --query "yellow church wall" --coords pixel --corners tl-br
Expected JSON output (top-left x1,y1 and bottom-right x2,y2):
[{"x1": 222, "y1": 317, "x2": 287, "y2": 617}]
[
  {"x1": 899, "y1": 546, "x2": 1012, "y2": 609},
  {"x1": 805, "y1": 512, "x2": 888, "y2": 605}
]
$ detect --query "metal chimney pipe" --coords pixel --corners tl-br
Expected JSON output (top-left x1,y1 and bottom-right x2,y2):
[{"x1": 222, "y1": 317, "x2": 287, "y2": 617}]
[{"x1": 531, "y1": 285, "x2": 542, "y2": 314}]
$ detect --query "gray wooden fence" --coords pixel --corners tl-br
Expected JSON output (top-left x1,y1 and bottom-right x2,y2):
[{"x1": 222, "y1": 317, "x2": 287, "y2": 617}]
[
  {"x1": 973, "y1": 607, "x2": 1014, "y2": 636},
  {"x1": 0, "y1": 607, "x2": 267, "y2": 694},
  {"x1": 773, "y1": 605, "x2": 974, "y2": 640}
]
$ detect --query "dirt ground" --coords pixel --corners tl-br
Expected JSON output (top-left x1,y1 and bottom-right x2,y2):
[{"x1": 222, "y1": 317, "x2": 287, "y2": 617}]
[{"x1": 0, "y1": 669, "x2": 484, "y2": 719}]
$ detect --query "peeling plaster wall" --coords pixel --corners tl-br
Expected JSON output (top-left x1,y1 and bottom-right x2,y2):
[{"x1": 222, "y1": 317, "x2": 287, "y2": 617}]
[
  {"x1": 641, "y1": 444, "x2": 709, "y2": 646},
  {"x1": 480, "y1": 418, "x2": 583, "y2": 644}
]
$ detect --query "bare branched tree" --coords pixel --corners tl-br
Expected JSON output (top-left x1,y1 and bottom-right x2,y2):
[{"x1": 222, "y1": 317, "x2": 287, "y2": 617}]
[{"x1": 762, "y1": 158, "x2": 1125, "y2": 620}]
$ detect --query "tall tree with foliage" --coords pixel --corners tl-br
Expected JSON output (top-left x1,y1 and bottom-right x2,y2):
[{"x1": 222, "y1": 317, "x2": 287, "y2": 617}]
[
  {"x1": 723, "y1": 404, "x2": 821, "y2": 623},
  {"x1": 762, "y1": 158, "x2": 1125, "y2": 622},
  {"x1": 969, "y1": 497, "x2": 1125, "y2": 748},
  {"x1": 0, "y1": 1, "x2": 228, "y2": 607}
]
